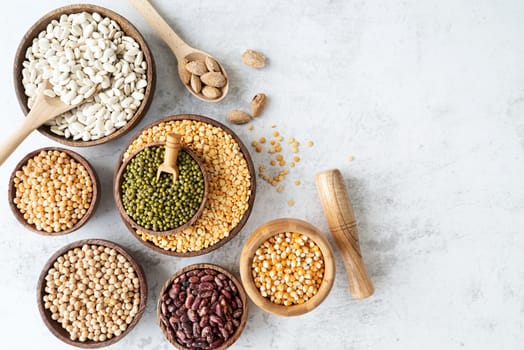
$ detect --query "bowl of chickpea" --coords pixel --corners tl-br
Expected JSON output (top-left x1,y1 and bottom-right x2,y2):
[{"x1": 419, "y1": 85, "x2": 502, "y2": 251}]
[{"x1": 239, "y1": 218, "x2": 336, "y2": 317}]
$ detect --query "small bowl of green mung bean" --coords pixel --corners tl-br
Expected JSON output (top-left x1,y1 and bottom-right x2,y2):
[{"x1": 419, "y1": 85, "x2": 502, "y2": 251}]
[{"x1": 114, "y1": 141, "x2": 208, "y2": 236}]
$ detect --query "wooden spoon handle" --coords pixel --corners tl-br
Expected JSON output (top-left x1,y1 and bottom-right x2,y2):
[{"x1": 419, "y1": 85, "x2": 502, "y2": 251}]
[
  {"x1": 164, "y1": 133, "x2": 182, "y2": 168},
  {"x1": 315, "y1": 169, "x2": 374, "y2": 299},
  {"x1": 128, "y1": 0, "x2": 192, "y2": 61},
  {"x1": 0, "y1": 115, "x2": 38, "y2": 167}
]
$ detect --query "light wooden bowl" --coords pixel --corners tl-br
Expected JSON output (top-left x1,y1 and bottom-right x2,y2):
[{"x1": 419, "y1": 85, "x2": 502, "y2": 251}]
[
  {"x1": 36, "y1": 239, "x2": 148, "y2": 348},
  {"x1": 8, "y1": 147, "x2": 100, "y2": 236},
  {"x1": 13, "y1": 4, "x2": 156, "y2": 147},
  {"x1": 115, "y1": 114, "x2": 257, "y2": 257},
  {"x1": 157, "y1": 263, "x2": 248, "y2": 350},
  {"x1": 114, "y1": 142, "x2": 209, "y2": 236},
  {"x1": 239, "y1": 218, "x2": 336, "y2": 317}
]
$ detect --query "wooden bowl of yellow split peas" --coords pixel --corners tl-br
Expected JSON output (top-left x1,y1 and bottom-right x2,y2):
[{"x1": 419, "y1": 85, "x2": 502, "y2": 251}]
[
  {"x1": 37, "y1": 239, "x2": 147, "y2": 348},
  {"x1": 8, "y1": 147, "x2": 100, "y2": 235},
  {"x1": 240, "y1": 218, "x2": 336, "y2": 317}
]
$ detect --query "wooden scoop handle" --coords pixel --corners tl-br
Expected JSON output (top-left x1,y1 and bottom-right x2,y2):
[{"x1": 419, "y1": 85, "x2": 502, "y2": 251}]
[
  {"x1": 315, "y1": 169, "x2": 374, "y2": 299},
  {"x1": 165, "y1": 133, "x2": 181, "y2": 168}
]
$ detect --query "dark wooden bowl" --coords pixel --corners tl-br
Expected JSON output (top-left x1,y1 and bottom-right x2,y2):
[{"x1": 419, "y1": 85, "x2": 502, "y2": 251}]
[
  {"x1": 239, "y1": 218, "x2": 336, "y2": 317},
  {"x1": 157, "y1": 263, "x2": 248, "y2": 350},
  {"x1": 36, "y1": 239, "x2": 148, "y2": 348},
  {"x1": 114, "y1": 142, "x2": 209, "y2": 236},
  {"x1": 115, "y1": 114, "x2": 257, "y2": 257},
  {"x1": 13, "y1": 4, "x2": 156, "y2": 147},
  {"x1": 8, "y1": 147, "x2": 100, "y2": 235}
]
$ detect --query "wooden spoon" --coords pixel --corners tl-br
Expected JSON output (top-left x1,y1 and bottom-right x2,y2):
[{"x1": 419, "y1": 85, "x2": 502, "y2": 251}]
[
  {"x1": 0, "y1": 80, "x2": 89, "y2": 167},
  {"x1": 156, "y1": 133, "x2": 182, "y2": 184},
  {"x1": 128, "y1": 0, "x2": 229, "y2": 102}
]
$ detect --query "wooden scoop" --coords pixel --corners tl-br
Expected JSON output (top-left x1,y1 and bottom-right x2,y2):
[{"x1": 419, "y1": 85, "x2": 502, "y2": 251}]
[
  {"x1": 316, "y1": 169, "x2": 374, "y2": 299},
  {"x1": 128, "y1": 0, "x2": 229, "y2": 102},
  {"x1": 0, "y1": 80, "x2": 86, "y2": 167},
  {"x1": 157, "y1": 133, "x2": 182, "y2": 184}
]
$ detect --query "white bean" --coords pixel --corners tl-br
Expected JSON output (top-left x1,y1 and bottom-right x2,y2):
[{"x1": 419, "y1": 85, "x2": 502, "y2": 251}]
[{"x1": 21, "y1": 11, "x2": 147, "y2": 141}]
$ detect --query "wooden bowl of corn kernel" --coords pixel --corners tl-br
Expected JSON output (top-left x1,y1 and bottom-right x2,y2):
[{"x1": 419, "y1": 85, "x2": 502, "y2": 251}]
[
  {"x1": 240, "y1": 218, "x2": 335, "y2": 317},
  {"x1": 8, "y1": 147, "x2": 100, "y2": 235}
]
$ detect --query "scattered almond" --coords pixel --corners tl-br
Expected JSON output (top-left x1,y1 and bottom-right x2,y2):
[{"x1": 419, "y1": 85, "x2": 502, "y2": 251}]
[
  {"x1": 242, "y1": 49, "x2": 266, "y2": 68},
  {"x1": 200, "y1": 72, "x2": 227, "y2": 88},
  {"x1": 251, "y1": 93, "x2": 267, "y2": 117},
  {"x1": 185, "y1": 60, "x2": 207, "y2": 76},
  {"x1": 205, "y1": 56, "x2": 221, "y2": 72},
  {"x1": 227, "y1": 110, "x2": 252, "y2": 124},
  {"x1": 202, "y1": 86, "x2": 221, "y2": 99},
  {"x1": 190, "y1": 74, "x2": 202, "y2": 93}
]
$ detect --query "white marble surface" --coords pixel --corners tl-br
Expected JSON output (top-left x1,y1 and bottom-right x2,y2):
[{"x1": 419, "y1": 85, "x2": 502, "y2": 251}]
[{"x1": 1, "y1": 0, "x2": 524, "y2": 349}]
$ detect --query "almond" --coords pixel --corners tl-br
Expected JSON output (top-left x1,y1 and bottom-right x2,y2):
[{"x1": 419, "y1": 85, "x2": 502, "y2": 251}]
[
  {"x1": 178, "y1": 59, "x2": 191, "y2": 85},
  {"x1": 205, "y1": 56, "x2": 221, "y2": 72},
  {"x1": 227, "y1": 110, "x2": 252, "y2": 124},
  {"x1": 200, "y1": 72, "x2": 227, "y2": 88},
  {"x1": 190, "y1": 74, "x2": 202, "y2": 93},
  {"x1": 202, "y1": 86, "x2": 222, "y2": 99},
  {"x1": 185, "y1": 60, "x2": 207, "y2": 76},
  {"x1": 241, "y1": 49, "x2": 266, "y2": 68},
  {"x1": 251, "y1": 93, "x2": 267, "y2": 117}
]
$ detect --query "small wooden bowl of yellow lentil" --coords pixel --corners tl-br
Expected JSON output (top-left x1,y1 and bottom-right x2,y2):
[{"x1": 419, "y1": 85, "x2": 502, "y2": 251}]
[
  {"x1": 240, "y1": 218, "x2": 336, "y2": 317},
  {"x1": 8, "y1": 147, "x2": 100, "y2": 235},
  {"x1": 114, "y1": 141, "x2": 209, "y2": 237},
  {"x1": 37, "y1": 239, "x2": 147, "y2": 348}
]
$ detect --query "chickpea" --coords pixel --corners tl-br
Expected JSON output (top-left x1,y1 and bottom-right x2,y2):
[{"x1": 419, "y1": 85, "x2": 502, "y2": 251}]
[{"x1": 43, "y1": 244, "x2": 140, "y2": 342}]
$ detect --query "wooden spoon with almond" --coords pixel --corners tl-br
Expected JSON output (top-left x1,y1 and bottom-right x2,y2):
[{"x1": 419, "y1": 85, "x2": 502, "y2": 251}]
[{"x1": 128, "y1": 0, "x2": 229, "y2": 102}]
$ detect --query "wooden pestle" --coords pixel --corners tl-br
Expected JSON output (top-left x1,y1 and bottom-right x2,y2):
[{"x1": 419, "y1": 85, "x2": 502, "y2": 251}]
[
  {"x1": 156, "y1": 133, "x2": 182, "y2": 184},
  {"x1": 315, "y1": 169, "x2": 374, "y2": 299}
]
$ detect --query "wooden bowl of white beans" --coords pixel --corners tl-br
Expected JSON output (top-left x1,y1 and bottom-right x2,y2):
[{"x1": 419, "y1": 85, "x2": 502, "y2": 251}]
[
  {"x1": 37, "y1": 239, "x2": 148, "y2": 348},
  {"x1": 13, "y1": 4, "x2": 156, "y2": 146}
]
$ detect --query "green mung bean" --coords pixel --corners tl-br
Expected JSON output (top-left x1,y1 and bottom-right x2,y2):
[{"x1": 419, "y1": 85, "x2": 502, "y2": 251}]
[{"x1": 121, "y1": 146, "x2": 204, "y2": 231}]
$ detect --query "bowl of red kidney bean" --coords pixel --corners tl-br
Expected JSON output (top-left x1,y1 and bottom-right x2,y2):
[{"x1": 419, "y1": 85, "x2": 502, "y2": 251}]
[{"x1": 157, "y1": 264, "x2": 248, "y2": 350}]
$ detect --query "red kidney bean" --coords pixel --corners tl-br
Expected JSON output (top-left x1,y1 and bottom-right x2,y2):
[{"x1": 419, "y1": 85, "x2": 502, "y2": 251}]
[
  {"x1": 199, "y1": 315, "x2": 209, "y2": 328},
  {"x1": 199, "y1": 282, "x2": 214, "y2": 291},
  {"x1": 201, "y1": 274, "x2": 214, "y2": 282},
  {"x1": 191, "y1": 296, "x2": 201, "y2": 310},
  {"x1": 198, "y1": 305, "x2": 209, "y2": 317},
  {"x1": 192, "y1": 322, "x2": 201, "y2": 337},
  {"x1": 188, "y1": 309, "x2": 198, "y2": 323},
  {"x1": 220, "y1": 327, "x2": 229, "y2": 340},
  {"x1": 176, "y1": 330, "x2": 186, "y2": 340},
  {"x1": 209, "y1": 338, "x2": 224, "y2": 349},
  {"x1": 221, "y1": 289, "x2": 231, "y2": 300},
  {"x1": 189, "y1": 276, "x2": 200, "y2": 283},
  {"x1": 185, "y1": 294, "x2": 195, "y2": 309},
  {"x1": 232, "y1": 319, "x2": 240, "y2": 328},
  {"x1": 233, "y1": 309, "x2": 243, "y2": 319}
]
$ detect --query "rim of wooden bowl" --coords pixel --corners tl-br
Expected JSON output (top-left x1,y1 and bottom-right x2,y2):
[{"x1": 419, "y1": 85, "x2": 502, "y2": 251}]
[
  {"x1": 13, "y1": 4, "x2": 156, "y2": 147},
  {"x1": 239, "y1": 218, "x2": 336, "y2": 317},
  {"x1": 36, "y1": 239, "x2": 148, "y2": 348},
  {"x1": 157, "y1": 263, "x2": 248, "y2": 350},
  {"x1": 114, "y1": 114, "x2": 257, "y2": 257},
  {"x1": 8, "y1": 147, "x2": 100, "y2": 236},
  {"x1": 114, "y1": 141, "x2": 209, "y2": 236}
]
